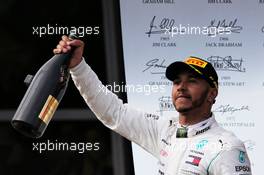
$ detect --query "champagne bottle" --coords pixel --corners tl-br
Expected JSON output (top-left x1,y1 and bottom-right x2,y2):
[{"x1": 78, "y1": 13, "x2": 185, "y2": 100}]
[{"x1": 11, "y1": 33, "x2": 78, "y2": 138}]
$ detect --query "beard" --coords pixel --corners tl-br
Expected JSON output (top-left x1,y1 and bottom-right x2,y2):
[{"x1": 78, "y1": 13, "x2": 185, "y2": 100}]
[{"x1": 173, "y1": 88, "x2": 209, "y2": 113}]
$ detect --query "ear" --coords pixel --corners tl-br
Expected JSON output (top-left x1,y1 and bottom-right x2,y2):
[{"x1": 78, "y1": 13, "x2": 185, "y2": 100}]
[{"x1": 207, "y1": 88, "x2": 218, "y2": 104}]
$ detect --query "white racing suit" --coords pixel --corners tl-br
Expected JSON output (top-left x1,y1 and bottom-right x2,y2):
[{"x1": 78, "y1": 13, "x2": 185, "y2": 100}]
[{"x1": 70, "y1": 59, "x2": 252, "y2": 175}]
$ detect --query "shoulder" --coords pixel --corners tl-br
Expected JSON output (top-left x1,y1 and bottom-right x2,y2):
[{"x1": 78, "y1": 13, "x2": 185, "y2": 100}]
[
  {"x1": 211, "y1": 125, "x2": 245, "y2": 151},
  {"x1": 204, "y1": 127, "x2": 252, "y2": 174},
  {"x1": 197, "y1": 125, "x2": 247, "y2": 162}
]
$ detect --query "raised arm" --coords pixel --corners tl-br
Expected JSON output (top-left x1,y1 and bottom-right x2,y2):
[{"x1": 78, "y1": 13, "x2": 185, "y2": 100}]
[{"x1": 53, "y1": 36, "x2": 166, "y2": 158}]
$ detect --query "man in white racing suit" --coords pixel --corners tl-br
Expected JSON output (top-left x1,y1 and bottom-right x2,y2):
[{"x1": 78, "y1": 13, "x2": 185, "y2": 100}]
[{"x1": 53, "y1": 36, "x2": 252, "y2": 175}]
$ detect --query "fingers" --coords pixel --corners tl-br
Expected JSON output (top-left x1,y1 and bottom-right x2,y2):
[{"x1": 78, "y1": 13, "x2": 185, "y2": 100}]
[
  {"x1": 53, "y1": 35, "x2": 71, "y2": 54},
  {"x1": 53, "y1": 35, "x2": 84, "y2": 54},
  {"x1": 62, "y1": 35, "x2": 69, "y2": 42},
  {"x1": 67, "y1": 39, "x2": 84, "y2": 48},
  {"x1": 53, "y1": 44, "x2": 70, "y2": 54},
  {"x1": 53, "y1": 48, "x2": 60, "y2": 54},
  {"x1": 62, "y1": 34, "x2": 84, "y2": 47}
]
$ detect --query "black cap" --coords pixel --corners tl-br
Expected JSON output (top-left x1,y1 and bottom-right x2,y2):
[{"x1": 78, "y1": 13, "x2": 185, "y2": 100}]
[{"x1": 166, "y1": 56, "x2": 218, "y2": 88}]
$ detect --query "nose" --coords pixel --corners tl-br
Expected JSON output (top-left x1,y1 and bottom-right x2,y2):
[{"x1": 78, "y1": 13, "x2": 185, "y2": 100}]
[{"x1": 175, "y1": 80, "x2": 187, "y2": 92}]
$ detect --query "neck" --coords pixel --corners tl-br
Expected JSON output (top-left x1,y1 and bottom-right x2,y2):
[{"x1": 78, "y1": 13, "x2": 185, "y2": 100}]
[{"x1": 179, "y1": 108, "x2": 212, "y2": 126}]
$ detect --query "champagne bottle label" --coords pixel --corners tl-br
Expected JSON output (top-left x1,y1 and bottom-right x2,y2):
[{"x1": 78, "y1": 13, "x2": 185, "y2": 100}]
[{"x1": 38, "y1": 95, "x2": 59, "y2": 124}]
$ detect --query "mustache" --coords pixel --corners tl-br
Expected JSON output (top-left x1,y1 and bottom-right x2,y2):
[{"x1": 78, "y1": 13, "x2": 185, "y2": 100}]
[{"x1": 175, "y1": 93, "x2": 191, "y2": 100}]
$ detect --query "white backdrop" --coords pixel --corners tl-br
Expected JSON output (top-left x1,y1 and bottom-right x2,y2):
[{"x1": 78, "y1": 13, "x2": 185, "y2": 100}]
[{"x1": 119, "y1": 0, "x2": 262, "y2": 174}]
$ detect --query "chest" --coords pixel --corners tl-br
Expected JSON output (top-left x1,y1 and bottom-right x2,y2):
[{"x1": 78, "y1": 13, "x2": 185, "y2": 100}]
[{"x1": 158, "y1": 135, "x2": 215, "y2": 175}]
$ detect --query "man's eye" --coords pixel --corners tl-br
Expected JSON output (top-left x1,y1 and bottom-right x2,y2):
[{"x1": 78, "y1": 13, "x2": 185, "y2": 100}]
[
  {"x1": 188, "y1": 78, "x2": 197, "y2": 83},
  {"x1": 173, "y1": 79, "x2": 181, "y2": 85}
]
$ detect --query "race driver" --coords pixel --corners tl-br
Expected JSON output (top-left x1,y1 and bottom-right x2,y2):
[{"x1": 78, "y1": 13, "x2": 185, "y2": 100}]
[{"x1": 53, "y1": 36, "x2": 252, "y2": 175}]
